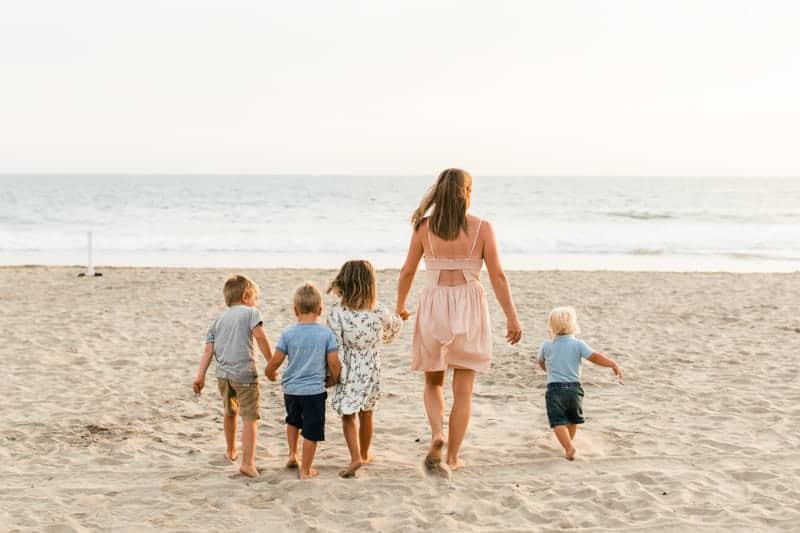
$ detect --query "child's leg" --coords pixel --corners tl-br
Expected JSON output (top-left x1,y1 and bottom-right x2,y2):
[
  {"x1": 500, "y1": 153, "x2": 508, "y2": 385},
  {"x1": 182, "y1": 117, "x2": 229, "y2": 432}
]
[
  {"x1": 553, "y1": 425, "x2": 576, "y2": 460},
  {"x1": 223, "y1": 414, "x2": 238, "y2": 461},
  {"x1": 568, "y1": 424, "x2": 578, "y2": 440},
  {"x1": 218, "y1": 379, "x2": 239, "y2": 460},
  {"x1": 286, "y1": 424, "x2": 300, "y2": 467},
  {"x1": 339, "y1": 414, "x2": 362, "y2": 478},
  {"x1": 358, "y1": 410, "x2": 374, "y2": 463},
  {"x1": 239, "y1": 417, "x2": 258, "y2": 477},
  {"x1": 300, "y1": 439, "x2": 319, "y2": 479}
]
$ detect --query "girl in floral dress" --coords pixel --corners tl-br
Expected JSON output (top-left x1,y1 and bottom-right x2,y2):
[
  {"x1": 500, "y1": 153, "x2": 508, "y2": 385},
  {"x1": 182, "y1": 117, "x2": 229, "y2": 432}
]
[{"x1": 327, "y1": 260, "x2": 403, "y2": 478}]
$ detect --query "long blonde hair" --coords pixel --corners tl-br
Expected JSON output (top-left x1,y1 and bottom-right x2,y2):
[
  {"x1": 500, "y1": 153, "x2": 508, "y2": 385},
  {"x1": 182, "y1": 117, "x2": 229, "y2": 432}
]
[
  {"x1": 411, "y1": 168, "x2": 472, "y2": 240},
  {"x1": 327, "y1": 260, "x2": 377, "y2": 311}
]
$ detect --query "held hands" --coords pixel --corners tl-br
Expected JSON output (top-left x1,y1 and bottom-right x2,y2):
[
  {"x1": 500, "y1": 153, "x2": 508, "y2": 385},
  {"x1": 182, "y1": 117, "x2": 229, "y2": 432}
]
[
  {"x1": 396, "y1": 306, "x2": 410, "y2": 321},
  {"x1": 192, "y1": 376, "x2": 205, "y2": 395},
  {"x1": 265, "y1": 368, "x2": 278, "y2": 382},
  {"x1": 506, "y1": 317, "x2": 522, "y2": 345},
  {"x1": 325, "y1": 374, "x2": 339, "y2": 388}
]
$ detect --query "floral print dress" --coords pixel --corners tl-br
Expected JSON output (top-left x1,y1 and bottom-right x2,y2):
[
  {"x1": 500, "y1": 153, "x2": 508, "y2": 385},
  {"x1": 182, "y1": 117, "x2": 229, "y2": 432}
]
[{"x1": 327, "y1": 301, "x2": 403, "y2": 415}]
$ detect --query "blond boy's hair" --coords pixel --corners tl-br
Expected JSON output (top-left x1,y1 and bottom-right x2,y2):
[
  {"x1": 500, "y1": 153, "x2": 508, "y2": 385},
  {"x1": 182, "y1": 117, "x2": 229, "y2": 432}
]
[
  {"x1": 327, "y1": 260, "x2": 377, "y2": 311},
  {"x1": 223, "y1": 274, "x2": 260, "y2": 307},
  {"x1": 548, "y1": 306, "x2": 580, "y2": 338},
  {"x1": 294, "y1": 282, "x2": 322, "y2": 314}
]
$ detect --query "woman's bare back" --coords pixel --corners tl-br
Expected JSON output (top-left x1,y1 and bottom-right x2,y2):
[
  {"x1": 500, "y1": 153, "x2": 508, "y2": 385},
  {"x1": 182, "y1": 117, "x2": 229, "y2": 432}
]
[{"x1": 421, "y1": 215, "x2": 484, "y2": 286}]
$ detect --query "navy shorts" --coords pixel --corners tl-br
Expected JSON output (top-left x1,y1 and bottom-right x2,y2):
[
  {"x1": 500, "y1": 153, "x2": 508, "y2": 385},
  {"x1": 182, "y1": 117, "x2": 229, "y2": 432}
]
[
  {"x1": 284, "y1": 392, "x2": 327, "y2": 442},
  {"x1": 545, "y1": 382, "x2": 585, "y2": 428}
]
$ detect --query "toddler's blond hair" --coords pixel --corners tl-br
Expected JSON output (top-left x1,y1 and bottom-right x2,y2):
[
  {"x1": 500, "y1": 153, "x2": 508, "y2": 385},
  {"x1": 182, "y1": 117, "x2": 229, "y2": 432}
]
[
  {"x1": 294, "y1": 282, "x2": 323, "y2": 314},
  {"x1": 223, "y1": 274, "x2": 260, "y2": 307},
  {"x1": 548, "y1": 306, "x2": 580, "y2": 338}
]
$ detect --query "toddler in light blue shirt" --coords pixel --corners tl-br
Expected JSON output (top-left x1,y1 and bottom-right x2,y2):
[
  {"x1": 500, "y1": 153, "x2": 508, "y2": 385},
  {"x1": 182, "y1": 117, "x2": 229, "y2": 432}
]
[{"x1": 537, "y1": 306, "x2": 623, "y2": 461}]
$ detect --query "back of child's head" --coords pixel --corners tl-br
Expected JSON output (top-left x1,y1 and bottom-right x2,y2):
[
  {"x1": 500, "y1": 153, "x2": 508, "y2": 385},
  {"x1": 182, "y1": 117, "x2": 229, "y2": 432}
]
[
  {"x1": 327, "y1": 260, "x2": 377, "y2": 311},
  {"x1": 294, "y1": 282, "x2": 323, "y2": 314},
  {"x1": 548, "y1": 306, "x2": 580, "y2": 338},
  {"x1": 223, "y1": 274, "x2": 260, "y2": 306}
]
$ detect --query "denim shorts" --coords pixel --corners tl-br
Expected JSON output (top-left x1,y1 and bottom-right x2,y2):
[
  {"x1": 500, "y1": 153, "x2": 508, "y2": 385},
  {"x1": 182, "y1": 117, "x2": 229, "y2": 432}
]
[
  {"x1": 545, "y1": 382, "x2": 585, "y2": 428},
  {"x1": 284, "y1": 392, "x2": 327, "y2": 442}
]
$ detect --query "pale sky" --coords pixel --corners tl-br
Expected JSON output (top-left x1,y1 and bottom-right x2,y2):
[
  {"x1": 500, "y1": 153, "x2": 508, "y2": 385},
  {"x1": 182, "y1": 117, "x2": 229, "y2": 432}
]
[{"x1": 1, "y1": 1, "x2": 799, "y2": 176}]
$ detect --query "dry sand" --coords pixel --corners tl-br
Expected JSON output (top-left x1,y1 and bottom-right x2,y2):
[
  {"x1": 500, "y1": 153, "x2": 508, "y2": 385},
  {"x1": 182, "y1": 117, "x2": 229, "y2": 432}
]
[{"x1": 1, "y1": 266, "x2": 799, "y2": 532}]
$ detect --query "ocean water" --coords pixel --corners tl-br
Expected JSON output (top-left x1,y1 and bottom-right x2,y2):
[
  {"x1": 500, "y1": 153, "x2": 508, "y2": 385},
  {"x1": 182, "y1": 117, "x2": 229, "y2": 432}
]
[{"x1": 1, "y1": 175, "x2": 799, "y2": 272}]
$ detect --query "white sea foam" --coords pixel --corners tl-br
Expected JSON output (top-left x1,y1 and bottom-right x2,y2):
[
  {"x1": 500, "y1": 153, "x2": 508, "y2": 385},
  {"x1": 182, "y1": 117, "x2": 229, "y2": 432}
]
[{"x1": 1, "y1": 175, "x2": 799, "y2": 271}]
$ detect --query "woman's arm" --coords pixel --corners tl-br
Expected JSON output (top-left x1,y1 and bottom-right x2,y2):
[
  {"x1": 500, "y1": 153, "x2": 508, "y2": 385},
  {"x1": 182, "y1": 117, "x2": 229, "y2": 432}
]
[
  {"x1": 396, "y1": 228, "x2": 424, "y2": 320},
  {"x1": 482, "y1": 221, "x2": 522, "y2": 345}
]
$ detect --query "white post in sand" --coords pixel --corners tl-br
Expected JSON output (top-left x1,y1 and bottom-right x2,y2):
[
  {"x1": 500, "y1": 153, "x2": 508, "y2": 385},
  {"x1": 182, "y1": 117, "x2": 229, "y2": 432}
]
[{"x1": 88, "y1": 231, "x2": 95, "y2": 277}]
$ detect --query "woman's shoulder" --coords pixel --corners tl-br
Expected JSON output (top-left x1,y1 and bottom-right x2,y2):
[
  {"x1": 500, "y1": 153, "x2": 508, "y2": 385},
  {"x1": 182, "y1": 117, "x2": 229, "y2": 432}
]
[
  {"x1": 413, "y1": 216, "x2": 430, "y2": 234},
  {"x1": 468, "y1": 214, "x2": 491, "y2": 229}
]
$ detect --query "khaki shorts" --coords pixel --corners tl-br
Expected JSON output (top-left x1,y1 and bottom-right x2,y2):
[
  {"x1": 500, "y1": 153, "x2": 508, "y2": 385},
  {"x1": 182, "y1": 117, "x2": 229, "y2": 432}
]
[{"x1": 217, "y1": 379, "x2": 260, "y2": 420}]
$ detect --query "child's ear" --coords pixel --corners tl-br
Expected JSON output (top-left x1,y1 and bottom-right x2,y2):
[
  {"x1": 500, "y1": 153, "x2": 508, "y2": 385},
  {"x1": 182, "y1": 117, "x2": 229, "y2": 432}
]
[
  {"x1": 293, "y1": 306, "x2": 299, "y2": 317},
  {"x1": 316, "y1": 305, "x2": 323, "y2": 316}
]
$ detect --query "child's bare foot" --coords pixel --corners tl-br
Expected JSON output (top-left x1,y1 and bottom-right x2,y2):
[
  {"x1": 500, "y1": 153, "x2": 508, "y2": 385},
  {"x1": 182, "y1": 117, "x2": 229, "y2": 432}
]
[
  {"x1": 225, "y1": 450, "x2": 238, "y2": 462},
  {"x1": 239, "y1": 463, "x2": 259, "y2": 478},
  {"x1": 360, "y1": 454, "x2": 374, "y2": 465},
  {"x1": 286, "y1": 456, "x2": 299, "y2": 469},
  {"x1": 565, "y1": 446, "x2": 577, "y2": 461},
  {"x1": 299, "y1": 468, "x2": 319, "y2": 480},
  {"x1": 446, "y1": 457, "x2": 466, "y2": 471},
  {"x1": 339, "y1": 460, "x2": 362, "y2": 478}
]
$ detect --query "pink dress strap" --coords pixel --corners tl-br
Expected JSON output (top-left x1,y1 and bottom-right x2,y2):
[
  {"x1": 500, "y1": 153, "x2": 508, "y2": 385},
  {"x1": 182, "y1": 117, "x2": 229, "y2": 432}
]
[{"x1": 469, "y1": 219, "x2": 483, "y2": 257}]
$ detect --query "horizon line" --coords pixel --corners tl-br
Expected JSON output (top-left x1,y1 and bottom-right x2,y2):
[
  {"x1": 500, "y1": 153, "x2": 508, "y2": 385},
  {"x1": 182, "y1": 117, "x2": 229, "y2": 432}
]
[{"x1": 1, "y1": 173, "x2": 798, "y2": 179}]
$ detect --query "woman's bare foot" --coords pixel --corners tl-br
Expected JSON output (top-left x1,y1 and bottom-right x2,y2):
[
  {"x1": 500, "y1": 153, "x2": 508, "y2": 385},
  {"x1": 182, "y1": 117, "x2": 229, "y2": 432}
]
[
  {"x1": 225, "y1": 450, "x2": 238, "y2": 462},
  {"x1": 299, "y1": 468, "x2": 319, "y2": 480},
  {"x1": 446, "y1": 457, "x2": 466, "y2": 471},
  {"x1": 239, "y1": 463, "x2": 259, "y2": 478},
  {"x1": 424, "y1": 437, "x2": 449, "y2": 478},
  {"x1": 360, "y1": 454, "x2": 375, "y2": 465},
  {"x1": 339, "y1": 460, "x2": 363, "y2": 478},
  {"x1": 426, "y1": 436, "x2": 444, "y2": 463},
  {"x1": 565, "y1": 446, "x2": 577, "y2": 461},
  {"x1": 286, "y1": 456, "x2": 299, "y2": 469}
]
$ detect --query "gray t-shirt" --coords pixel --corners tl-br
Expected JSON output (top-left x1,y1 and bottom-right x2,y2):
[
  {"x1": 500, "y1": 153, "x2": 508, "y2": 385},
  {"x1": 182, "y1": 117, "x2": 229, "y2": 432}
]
[
  {"x1": 537, "y1": 335, "x2": 594, "y2": 384},
  {"x1": 206, "y1": 305, "x2": 263, "y2": 383},
  {"x1": 276, "y1": 323, "x2": 338, "y2": 396}
]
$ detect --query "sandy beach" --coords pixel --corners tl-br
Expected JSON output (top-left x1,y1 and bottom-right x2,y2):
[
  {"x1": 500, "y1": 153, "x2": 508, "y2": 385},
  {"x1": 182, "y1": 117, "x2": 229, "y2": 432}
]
[{"x1": 2, "y1": 266, "x2": 799, "y2": 532}]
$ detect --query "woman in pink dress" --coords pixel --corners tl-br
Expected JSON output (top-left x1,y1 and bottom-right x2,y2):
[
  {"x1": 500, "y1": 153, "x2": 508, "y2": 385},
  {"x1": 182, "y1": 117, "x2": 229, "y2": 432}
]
[{"x1": 396, "y1": 168, "x2": 522, "y2": 473}]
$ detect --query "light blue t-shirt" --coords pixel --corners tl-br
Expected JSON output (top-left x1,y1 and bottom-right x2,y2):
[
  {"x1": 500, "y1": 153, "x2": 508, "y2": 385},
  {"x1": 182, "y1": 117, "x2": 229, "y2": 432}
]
[
  {"x1": 537, "y1": 335, "x2": 594, "y2": 384},
  {"x1": 276, "y1": 323, "x2": 339, "y2": 396}
]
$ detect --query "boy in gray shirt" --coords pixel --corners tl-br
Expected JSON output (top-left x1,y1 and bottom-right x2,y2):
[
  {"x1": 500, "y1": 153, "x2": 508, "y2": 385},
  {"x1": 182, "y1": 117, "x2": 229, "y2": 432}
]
[{"x1": 193, "y1": 274, "x2": 274, "y2": 478}]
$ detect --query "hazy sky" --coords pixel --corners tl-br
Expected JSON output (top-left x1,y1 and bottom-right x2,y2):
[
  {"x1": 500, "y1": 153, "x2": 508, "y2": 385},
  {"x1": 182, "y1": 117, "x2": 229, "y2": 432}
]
[{"x1": 1, "y1": 1, "x2": 799, "y2": 176}]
